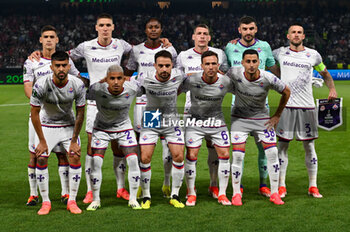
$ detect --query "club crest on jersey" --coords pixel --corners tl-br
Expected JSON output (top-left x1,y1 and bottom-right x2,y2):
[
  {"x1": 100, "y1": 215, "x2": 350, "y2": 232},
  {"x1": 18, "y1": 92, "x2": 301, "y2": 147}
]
[
  {"x1": 188, "y1": 138, "x2": 193, "y2": 144},
  {"x1": 234, "y1": 135, "x2": 239, "y2": 141},
  {"x1": 219, "y1": 84, "x2": 224, "y2": 90},
  {"x1": 172, "y1": 77, "x2": 176, "y2": 82},
  {"x1": 279, "y1": 129, "x2": 284, "y2": 135},
  {"x1": 68, "y1": 87, "x2": 73, "y2": 93},
  {"x1": 125, "y1": 93, "x2": 130, "y2": 99},
  {"x1": 259, "y1": 82, "x2": 264, "y2": 88},
  {"x1": 257, "y1": 48, "x2": 262, "y2": 53},
  {"x1": 112, "y1": 44, "x2": 118, "y2": 50},
  {"x1": 142, "y1": 135, "x2": 148, "y2": 141},
  {"x1": 95, "y1": 139, "x2": 101, "y2": 146},
  {"x1": 306, "y1": 52, "x2": 311, "y2": 58}
]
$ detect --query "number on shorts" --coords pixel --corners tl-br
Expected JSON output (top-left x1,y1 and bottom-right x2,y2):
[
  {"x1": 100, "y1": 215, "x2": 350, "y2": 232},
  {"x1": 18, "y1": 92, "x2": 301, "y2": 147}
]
[
  {"x1": 124, "y1": 130, "x2": 132, "y2": 140},
  {"x1": 305, "y1": 123, "x2": 311, "y2": 133},
  {"x1": 175, "y1": 126, "x2": 181, "y2": 136},
  {"x1": 264, "y1": 128, "x2": 275, "y2": 138},
  {"x1": 221, "y1": 131, "x2": 228, "y2": 140}
]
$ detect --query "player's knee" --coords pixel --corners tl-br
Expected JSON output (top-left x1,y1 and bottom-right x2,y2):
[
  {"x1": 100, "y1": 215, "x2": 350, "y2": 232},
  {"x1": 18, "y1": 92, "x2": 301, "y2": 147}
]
[
  {"x1": 56, "y1": 152, "x2": 68, "y2": 164},
  {"x1": 68, "y1": 154, "x2": 80, "y2": 164},
  {"x1": 172, "y1": 152, "x2": 184, "y2": 162},
  {"x1": 37, "y1": 156, "x2": 48, "y2": 166}
]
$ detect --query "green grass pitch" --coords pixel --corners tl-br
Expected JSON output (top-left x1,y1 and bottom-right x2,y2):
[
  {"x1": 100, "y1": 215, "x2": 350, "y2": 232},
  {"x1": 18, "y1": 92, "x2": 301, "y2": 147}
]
[{"x1": 0, "y1": 81, "x2": 349, "y2": 232}]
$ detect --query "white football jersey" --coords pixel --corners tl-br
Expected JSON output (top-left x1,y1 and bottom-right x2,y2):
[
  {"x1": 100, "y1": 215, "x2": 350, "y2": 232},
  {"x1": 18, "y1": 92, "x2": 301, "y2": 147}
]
[
  {"x1": 140, "y1": 69, "x2": 186, "y2": 124},
  {"x1": 23, "y1": 57, "x2": 79, "y2": 84},
  {"x1": 89, "y1": 80, "x2": 140, "y2": 132},
  {"x1": 127, "y1": 42, "x2": 177, "y2": 104},
  {"x1": 181, "y1": 72, "x2": 234, "y2": 127},
  {"x1": 69, "y1": 38, "x2": 132, "y2": 85},
  {"x1": 273, "y1": 46, "x2": 323, "y2": 108},
  {"x1": 30, "y1": 74, "x2": 86, "y2": 126},
  {"x1": 176, "y1": 47, "x2": 228, "y2": 109},
  {"x1": 227, "y1": 66, "x2": 286, "y2": 119}
]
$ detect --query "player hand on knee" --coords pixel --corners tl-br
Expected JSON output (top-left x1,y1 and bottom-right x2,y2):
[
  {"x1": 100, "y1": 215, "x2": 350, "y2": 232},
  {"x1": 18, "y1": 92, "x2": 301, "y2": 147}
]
[
  {"x1": 35, "y1": 140, "x2": 48, "y2": 157},
  {"x1": 69, "y1": 141, "x2": 81, "y2": 157}
]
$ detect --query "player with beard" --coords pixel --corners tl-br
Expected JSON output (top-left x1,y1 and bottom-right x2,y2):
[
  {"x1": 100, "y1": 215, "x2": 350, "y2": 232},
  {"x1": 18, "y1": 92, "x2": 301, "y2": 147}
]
[
  {"x1": 125, "y1": 18, "x2": 177, "y2": 198},
  {"x1": 225, "y1": 16, "x2": 280, "y2": 197},
  {"x1": 273, "y1": 23, "x2": 337, "y2": 198}
]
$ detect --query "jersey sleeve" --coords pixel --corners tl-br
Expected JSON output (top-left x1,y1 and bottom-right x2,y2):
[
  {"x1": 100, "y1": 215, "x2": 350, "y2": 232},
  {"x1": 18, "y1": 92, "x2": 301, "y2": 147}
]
[
  {"x1": 178, "y1": 75, "x2": 190, "y2": 93},
  {"x1": 30, "y1": 81, "x2": 44, "y2": 106},
  {"x1": 313, "y1": 51, "x2": 324, "y2": 70},
  {"x1": 68, "y1": 58, "x2": 80, "y2": 76},
  {"x1": 23, "y1": 59, "x2": 34, "y2": 83},
  {"x1": 87, "y1": 83, "x2": 97, "y2": 101},
  {"x1": 267, "y1": 72, "x2": 286, "y2": 93},
  {"x1": 272, "y1": 47, "x2": 281, "y2": 62},
  {"x1": 75, "y1": 81, "x2": 86, "y2": 107},
  {"x1": 120, "y1": 39, "x2": 133, "y2": 55},
  {"x1": 69, "y1": 42, "x2": 85, "y2": 61},
  {"x1": 175, "y1": 53, "x2": 184, "y2": 71},
  {"x1": 170, "y1": 47, "x2": 178, "y2": 66},
  {"x1": 224, "y1": 43, "x2": 233, "y2": 67},
  {"x1": 126, "y1": 48, "x2": 138, "y2": 71},
  {"x1": 219, "y1": 50, "x2": 229, "y2": 73},
  {"x1": 264, "y1": 42, "x2": 276, "y2": 68}
]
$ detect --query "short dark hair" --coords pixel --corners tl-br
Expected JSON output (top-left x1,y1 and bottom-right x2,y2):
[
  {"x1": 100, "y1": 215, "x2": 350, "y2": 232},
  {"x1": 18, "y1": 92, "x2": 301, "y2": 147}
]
[
  {"x1": 239, "y1": 16, "x2": 257, "y2": 26},
  {"x1": 242, "y1": 49, "x2": 259, "y2": 59},
  {"x1": 201, "y1": 50, "x2": 218, "y2": 63},
  {"x1": 51, "y1": 51, "x2": 69, "y2": 62},
  {"x1": 154, "y1": 50, "x2": 172, "y2": 63},
  {"x1": 97, "y1": 13, "x2": 113, "y2": 22},
  {"x1": 288, "y1": 22, "x2": 304, "y2": 33},
  {"x1": 41, "y1": 25, "x2": 57, "y2": 35},
  {"x1": 145, "y1": 18, "x2": 162, "y2": 29},
  {"x1": 194, "y1": 24, "x2": 210, "y2": 34}
]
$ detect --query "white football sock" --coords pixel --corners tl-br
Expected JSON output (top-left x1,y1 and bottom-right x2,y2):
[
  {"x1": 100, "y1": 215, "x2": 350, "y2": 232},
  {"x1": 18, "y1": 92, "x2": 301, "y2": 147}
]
[
  {"x1": 161, "y1": 139, "x2": 172, "y2": 187},
  {"x1": 68, "y1": 164, "x2": 82, "y2": 201},
  {"x1": 278, "y1": 141, "x2": 289, "y2": 187},
  {"x1": 126, "y1": 153, "x2": 140, "y2": 201},
  {"x1": 171, "y1": 161, "x2": 184, "y2": 197},
  {"x1": 113, "y1": 155, "x2": 126, "y2": 190},
  {"x1": 58, "y1": 164, "x2": 69, "y2": 196},
  {"x1": 303, "y1": 140, "x2": 318, "y2": 188},
  {"x1": 185, "y1": 157, "x2": 197, "y2": 196},
  {"x1": 84, "y1": 154, "x2": 93, "y2": 192},
  {"x1": 28, "y1": 165, "x2": 37, "y2": 196},
  {"x1": 264, "y1": 146, "x2": 280, "y2": 194},
  {"x1": 218, "y1": 158, "x2": 230, "y2": 196},
  {"x1": 91, "y1": 155, "x2": 104, "y2": 202},
  {"x1": 140, "y1": 162, "x2": 151, "y2": 198},
  {"x1": 231, "y1": 151, "x2": 244, "y2": 196},
  {"x1": 207, "y1": 147, "x2": 218, "y2": 187},
  {"x1": 36, "y1": 164, "x2": 50, "y2": 202}
]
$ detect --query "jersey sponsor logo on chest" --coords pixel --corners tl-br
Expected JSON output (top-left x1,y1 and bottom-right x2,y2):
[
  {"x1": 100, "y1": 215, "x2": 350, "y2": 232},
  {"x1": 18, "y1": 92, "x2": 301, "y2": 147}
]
[
  {"x1": 91, "y1": 56, "x2": 120, "y2": 63},
  {"x1": 140, "y1": 62, "x2": 153, "y2": 67},
  {"x1": 37, "y1": 70, "x2": 52, "y2": 77},
  {"x1": 188, "y1": 66, "x2": 202, "y2": 72}
]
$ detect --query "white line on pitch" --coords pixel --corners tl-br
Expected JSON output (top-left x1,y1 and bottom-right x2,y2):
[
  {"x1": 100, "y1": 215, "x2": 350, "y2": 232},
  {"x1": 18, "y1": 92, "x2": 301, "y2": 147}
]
[{"x1": 0, "y1": 103, "x2": 28, "y2": 107}]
